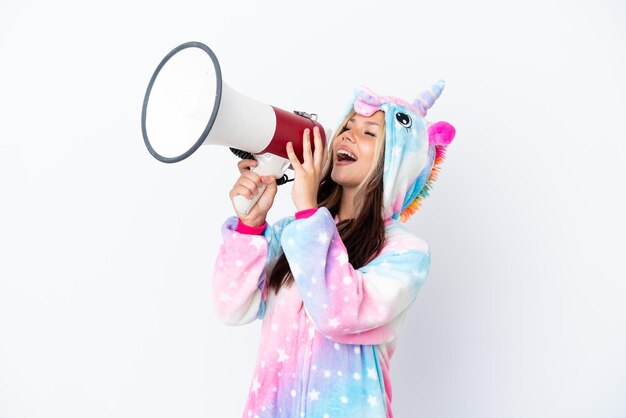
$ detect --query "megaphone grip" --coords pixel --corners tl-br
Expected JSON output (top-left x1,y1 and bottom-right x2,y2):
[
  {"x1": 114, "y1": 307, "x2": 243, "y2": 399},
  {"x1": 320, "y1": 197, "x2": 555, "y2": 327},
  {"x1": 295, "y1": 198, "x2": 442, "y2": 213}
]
[
  {"x1": 231, "y1": 153, "x2": 291, "y2": 217},
  {"x1": 233, "y1": 184, "x2": 266, "y2": 216}
]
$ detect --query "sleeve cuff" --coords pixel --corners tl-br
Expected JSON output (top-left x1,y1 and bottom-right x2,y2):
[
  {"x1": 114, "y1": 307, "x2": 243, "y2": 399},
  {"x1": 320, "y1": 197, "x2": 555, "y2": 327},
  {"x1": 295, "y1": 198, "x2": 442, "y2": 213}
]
[
  {"x1": 236, "y1": 218, "x2": 267, "y2": 235},
  {"x1": 295, "y1": 208, "x2": 318, "y2": 220}
]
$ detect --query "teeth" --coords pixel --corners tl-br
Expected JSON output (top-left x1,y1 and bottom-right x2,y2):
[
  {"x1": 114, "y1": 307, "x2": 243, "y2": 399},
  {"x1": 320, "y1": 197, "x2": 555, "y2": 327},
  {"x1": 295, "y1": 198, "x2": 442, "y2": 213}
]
[{"x1": 337, "y1": 149, "x2": 357, "y2": 160}]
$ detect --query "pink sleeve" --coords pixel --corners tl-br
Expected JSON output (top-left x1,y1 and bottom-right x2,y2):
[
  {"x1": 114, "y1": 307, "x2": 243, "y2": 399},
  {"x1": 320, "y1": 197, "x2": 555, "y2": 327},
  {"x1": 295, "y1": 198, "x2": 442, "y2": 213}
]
[
  {"x1": 295, "y1": 208, "x2": 318, "y2": 220},
  {"x1": 236, "y1": 218, "x2": 267, "y2": 235},
  {"x1": 212, "y1": 218, "x2": 269, "y2": 325}
]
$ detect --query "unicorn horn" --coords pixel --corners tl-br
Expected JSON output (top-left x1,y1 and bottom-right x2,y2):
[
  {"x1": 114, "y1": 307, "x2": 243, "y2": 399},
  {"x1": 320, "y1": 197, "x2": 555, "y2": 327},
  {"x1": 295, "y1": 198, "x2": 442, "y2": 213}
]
[{"x1": 412, "y1": 80, "x2": 445, "y2": 116}]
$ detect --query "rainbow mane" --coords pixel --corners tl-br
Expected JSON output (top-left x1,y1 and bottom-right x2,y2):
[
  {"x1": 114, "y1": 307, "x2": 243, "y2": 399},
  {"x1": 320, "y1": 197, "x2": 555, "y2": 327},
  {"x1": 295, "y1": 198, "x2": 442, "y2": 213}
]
[{"x1": 399, "y1": 145, "x2": 447, "y2": 222}]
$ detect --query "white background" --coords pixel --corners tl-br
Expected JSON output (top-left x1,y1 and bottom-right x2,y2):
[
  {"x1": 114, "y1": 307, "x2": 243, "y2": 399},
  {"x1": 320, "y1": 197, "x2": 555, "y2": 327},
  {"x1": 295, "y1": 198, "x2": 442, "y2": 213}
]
[{"x1": 1, "y1": 0, "x2": 625, "y2": 417}]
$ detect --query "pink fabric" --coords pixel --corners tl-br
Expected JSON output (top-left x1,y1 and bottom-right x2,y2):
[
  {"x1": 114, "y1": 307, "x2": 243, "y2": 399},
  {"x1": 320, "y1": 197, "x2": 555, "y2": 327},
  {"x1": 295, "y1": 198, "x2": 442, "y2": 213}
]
[
  {"x1": 236, "y1": 218, "x2": 267, "y2": 235},
  {"x1": 427, "y1": 121, "x2": 456, "y2": 146},
  {"x1": 295, "y1": 208, "x2": 318, "y2": 220},
  {"x1": 354, "y1": 85, "x2": 425, "y2": 117},
  {"x1": 212, "y1": 209, "x2": 431, "y2": 417}
]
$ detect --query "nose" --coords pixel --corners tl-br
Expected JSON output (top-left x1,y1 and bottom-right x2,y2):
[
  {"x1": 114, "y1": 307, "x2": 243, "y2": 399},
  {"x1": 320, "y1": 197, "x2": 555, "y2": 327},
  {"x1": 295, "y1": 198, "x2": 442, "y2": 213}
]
[{"x1": 339, "y1": 131, "x2": 355, "y2": 143}]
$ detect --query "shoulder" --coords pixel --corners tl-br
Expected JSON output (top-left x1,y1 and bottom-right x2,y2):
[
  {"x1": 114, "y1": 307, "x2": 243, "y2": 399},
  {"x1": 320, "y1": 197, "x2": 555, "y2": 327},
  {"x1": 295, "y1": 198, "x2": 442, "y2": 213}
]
[{"x1": 382, "y1": 220, "x2": 429, "y2": 255}]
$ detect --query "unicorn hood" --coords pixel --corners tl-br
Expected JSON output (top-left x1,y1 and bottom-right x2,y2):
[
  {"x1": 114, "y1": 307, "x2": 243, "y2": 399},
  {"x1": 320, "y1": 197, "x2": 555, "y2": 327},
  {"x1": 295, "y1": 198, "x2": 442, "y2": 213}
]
[{"x1": 342, "y1": 80, "x2": 456, "y2": 221}]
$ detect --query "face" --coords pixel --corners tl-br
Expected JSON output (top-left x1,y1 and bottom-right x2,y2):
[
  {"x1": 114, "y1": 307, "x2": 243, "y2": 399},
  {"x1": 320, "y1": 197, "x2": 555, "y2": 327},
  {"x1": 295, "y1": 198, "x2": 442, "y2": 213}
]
[{"x1": 330, "y1": 111, "x2": 385, "y2": 191}]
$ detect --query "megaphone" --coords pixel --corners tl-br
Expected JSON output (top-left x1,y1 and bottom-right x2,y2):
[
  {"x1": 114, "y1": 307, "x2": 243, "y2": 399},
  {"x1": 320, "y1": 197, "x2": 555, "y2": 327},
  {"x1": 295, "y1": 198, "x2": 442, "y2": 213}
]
[{"x1": 141, "y1": 41, "x2": 329, "y2": 215}]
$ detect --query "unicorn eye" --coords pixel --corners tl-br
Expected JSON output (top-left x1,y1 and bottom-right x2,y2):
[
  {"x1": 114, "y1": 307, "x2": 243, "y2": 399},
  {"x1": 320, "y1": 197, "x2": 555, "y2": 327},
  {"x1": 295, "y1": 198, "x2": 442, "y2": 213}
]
[{"x1": 396, "y1": 112, "x2": 412, "y2": 128}]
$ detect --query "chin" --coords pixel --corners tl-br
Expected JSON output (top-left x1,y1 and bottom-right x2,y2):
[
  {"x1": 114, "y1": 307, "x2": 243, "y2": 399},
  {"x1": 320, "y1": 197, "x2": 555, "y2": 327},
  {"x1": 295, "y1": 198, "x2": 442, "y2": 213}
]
[{"x1": 331, "y1": 170, "x2": 358, "y2": 189}]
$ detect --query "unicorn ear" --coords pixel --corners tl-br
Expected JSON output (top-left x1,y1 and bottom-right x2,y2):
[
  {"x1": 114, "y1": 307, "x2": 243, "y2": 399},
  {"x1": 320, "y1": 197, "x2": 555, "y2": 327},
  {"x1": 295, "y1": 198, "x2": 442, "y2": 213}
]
[
  {"x1": 428, "y1": 121, "x2": 456, "y2": 146},
  {"x1": 353, "y1": 86, "x2": 383, "y2": 116}
]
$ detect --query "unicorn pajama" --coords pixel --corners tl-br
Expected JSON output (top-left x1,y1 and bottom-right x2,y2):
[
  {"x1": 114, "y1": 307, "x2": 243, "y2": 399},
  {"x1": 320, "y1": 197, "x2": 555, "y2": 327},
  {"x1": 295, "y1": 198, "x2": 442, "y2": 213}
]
[{"x1": 212, "y1": 81, "x2": 456, "y2": 418}]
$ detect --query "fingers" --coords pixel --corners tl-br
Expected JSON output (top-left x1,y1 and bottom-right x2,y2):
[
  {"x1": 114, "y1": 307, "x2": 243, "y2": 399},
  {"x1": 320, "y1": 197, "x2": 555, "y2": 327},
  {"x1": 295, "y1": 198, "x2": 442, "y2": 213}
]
[
  {"x1": 312, "y1": 126, "x2": 324, "y2": 170},
  {"x1": 230, "y1": 170, "x2": 262, "y2": 199},
  {"x1": 302, "y1": 129, "x2": 312, "y2": 165},
  {"x1": 260, "y1": 175, "x2": 278, "y2": 196},
  {"x1": 237, "y1": 159, "x2": 258, "y2": 174},
  {"x1": 286, "y1": 141, "x2": 302, "y2": 171},
  {"x1": 252, "y1": 176, "x2": 277, "y2": 216}
]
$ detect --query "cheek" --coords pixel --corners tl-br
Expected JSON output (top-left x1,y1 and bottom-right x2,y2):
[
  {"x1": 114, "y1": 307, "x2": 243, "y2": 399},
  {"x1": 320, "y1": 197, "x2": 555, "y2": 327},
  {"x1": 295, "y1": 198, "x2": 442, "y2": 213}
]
[{"x1": 361, "y1": 143, "x2": 377, "y2": 166}]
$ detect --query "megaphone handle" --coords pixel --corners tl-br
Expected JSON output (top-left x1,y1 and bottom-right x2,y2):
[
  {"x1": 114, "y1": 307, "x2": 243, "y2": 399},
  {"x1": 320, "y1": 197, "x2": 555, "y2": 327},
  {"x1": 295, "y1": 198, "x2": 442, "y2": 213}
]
[{"x1": 233, "y1": 153, "x2": 290, "y2": 216}]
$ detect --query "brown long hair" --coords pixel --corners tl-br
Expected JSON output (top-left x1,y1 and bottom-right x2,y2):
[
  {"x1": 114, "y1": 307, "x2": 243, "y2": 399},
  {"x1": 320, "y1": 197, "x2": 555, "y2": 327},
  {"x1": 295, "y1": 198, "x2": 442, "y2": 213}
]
[{"x1": 267, "y1": 111, "x2": 387, "y2": 294}]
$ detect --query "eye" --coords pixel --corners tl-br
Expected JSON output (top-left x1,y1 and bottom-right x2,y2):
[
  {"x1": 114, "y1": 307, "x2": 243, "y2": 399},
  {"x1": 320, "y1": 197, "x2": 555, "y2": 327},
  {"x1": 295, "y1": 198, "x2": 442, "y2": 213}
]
[
  {"x1": 365, "y1": 131, "x2": 376, "y2": 137},
  {"x1": 395, "y1": 112, "x2": 412, "y2": 128}
]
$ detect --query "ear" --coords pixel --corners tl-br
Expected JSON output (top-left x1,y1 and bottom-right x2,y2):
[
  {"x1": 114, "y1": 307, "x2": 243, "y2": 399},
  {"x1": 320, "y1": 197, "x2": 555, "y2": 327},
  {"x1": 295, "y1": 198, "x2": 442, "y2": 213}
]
[{"x1": 428, "y1": 121, "x2": 456, "y2": 146}]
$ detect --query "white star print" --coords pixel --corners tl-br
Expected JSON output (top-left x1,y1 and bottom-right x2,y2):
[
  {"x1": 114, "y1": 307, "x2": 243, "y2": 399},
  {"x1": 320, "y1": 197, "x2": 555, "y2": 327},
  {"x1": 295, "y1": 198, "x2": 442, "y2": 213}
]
[
  {"x1": 277, "y1": 348, "x2": 289, "y2": 363},
  {"x1": 249, "y1": 237, "x2": 265, "y2": 250},
  {"x1": 340, "y1": 395, "x2": 348, "y2": 404},
  {"x1": 291, "y1": 263, "x2": 302, "y2": 276},
  {"x1": 309, "y1": 389, "x2": 320, "y2": 401},
  {"x1": 353, "y1": 372, "x2": 361, "y2": 380},
  {"x1": 367, "y1": 367, "x2": 378, "y2": 379},
  {"x1": 335, "y1": 251, "x2": 349, "y2": 266},
  {"x1": 235, "y1": 259, "x2": 243, "y2": 267},
  {"x1": 328, "y1": 318, "x2": 340, "y2": 328},
  {"x1": 342, "y1": 276, "x2": 352, "y2": 285},
  {"x1": 318, "y1": 232, "x2": 330, "y2": 244},
  {"x1": 368, "y1": 395, "x2": 378, "y2": 407},
  {"x1": 218, "y1": 293, "x2": 231, "y2": 302},
  {"x1": 251, "y1": 377, "x2": 260, "y2": 393}
]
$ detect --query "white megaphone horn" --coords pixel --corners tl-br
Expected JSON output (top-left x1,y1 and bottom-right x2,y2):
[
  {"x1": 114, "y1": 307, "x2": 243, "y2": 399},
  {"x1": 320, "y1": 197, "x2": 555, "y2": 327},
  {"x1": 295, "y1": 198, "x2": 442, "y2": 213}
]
[{"x1": 141, "y1": 41, "x2": 330, "y2": 215}]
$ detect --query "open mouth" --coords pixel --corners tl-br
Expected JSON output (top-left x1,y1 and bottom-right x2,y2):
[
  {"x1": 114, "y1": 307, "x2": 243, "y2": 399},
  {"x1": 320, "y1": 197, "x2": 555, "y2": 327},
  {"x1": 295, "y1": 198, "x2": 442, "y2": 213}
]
[{"x1": 337, "y1": 149, "x2": 357, "y2": 162}]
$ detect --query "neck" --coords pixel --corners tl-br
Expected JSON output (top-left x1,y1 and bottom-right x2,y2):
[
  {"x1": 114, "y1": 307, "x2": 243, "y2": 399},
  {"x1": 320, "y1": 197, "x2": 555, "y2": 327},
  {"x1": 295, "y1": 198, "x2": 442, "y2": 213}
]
[{"x1": 338, "y1": 187, "x2": 357, "y2": 221}]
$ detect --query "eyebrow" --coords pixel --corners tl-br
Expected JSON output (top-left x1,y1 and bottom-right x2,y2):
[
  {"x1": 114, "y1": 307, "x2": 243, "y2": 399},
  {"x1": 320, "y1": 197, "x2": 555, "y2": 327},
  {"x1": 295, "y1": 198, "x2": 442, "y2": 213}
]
[{"x1": 348, "y1": 118, "x2": 379, "y2": 127}]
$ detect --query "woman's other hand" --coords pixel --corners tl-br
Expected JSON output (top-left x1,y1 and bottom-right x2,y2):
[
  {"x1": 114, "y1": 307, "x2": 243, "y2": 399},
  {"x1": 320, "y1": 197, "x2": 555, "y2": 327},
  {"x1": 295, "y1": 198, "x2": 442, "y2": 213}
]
[
  {"x1": 286, "y1": 126, "x2": 328, "y2": 212},
  {"x1": 229, "y1": 159, "x2": 278, "y2": 226}
]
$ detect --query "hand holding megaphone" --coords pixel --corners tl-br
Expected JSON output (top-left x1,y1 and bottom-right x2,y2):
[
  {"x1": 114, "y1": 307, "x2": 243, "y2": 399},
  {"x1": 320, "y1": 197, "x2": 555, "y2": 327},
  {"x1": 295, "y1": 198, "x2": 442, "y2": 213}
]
[
  {"x1": 141, "y1": 41, "x2": 329, "y2": 215},
  {"x1": 229, "y1": 159, "x2": 278, "y2": 225},
  {"x1": 231, "y1": 153, "x2": 286, "y2": 217}
]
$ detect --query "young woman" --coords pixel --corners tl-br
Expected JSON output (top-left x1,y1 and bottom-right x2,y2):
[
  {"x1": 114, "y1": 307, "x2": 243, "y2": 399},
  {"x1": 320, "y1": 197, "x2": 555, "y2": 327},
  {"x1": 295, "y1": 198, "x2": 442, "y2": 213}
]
[{"x1": 212, "y1": 82, "x2": 455, "y2": 418}]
